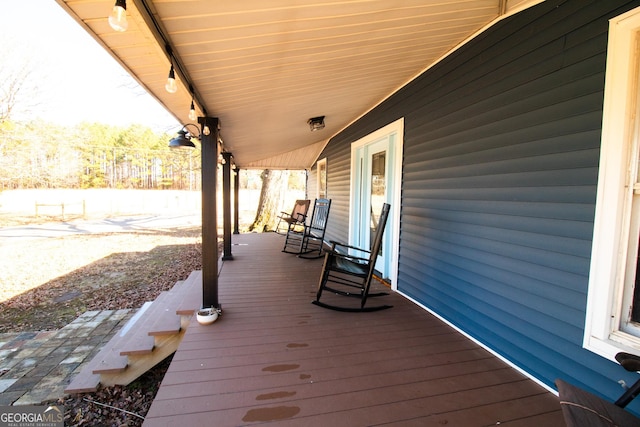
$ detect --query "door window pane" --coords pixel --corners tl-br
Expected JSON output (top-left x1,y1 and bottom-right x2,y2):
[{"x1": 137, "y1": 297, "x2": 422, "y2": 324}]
[{"x1": 370, "y1": 151, "x2": 385, "y2": 253}]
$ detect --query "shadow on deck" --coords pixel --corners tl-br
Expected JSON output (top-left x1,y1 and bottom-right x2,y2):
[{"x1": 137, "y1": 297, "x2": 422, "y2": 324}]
[{"x1": 143, "y1": 232, "x2": 563, "y2": 426}]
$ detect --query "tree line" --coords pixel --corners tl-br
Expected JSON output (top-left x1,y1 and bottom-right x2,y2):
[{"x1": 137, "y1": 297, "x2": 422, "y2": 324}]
[{"x1": 0, "y1": 121, "x2": 201, "y2": 190}]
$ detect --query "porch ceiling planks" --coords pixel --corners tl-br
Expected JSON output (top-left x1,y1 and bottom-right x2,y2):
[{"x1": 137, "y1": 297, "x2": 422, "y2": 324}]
[
  {"x1": 55, "y1": 0, "x2": 542, "y2": 170},
  {"x1": 142, "y1": 232, "x2": 562, "y2": 426}
]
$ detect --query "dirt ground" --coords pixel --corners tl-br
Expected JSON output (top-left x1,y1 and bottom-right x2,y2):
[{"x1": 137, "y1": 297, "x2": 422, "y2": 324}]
[
  {"x1": 0, "y1": 224, "x2": 202, "y2": 333},
  {"x1": 0, "y1": 215, "x2": 203, "y2": 426},
  {"x1": 0, "y1": 187, "x2": 299, "y2": 425}
]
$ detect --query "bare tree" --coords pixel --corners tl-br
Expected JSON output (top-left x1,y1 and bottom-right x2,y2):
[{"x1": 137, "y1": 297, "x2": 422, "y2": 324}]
[
  {"x1": 0, "y1": 36, "x2": 42, "y2": 123},
  {"x1": 0, "y1": 67, "x2": 30, "y2": 123},
  {"x1": 249, "y1": 169, "x2": 290, "y2": 232}
]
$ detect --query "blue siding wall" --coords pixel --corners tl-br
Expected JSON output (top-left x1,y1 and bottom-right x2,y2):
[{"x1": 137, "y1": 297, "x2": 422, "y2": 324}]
[
  {"x1": 313, "y1": 134, "x2": 351, "y2": 244},
  {"x1": 315, "y1": 0, "x2": 640, "y2": 410}
]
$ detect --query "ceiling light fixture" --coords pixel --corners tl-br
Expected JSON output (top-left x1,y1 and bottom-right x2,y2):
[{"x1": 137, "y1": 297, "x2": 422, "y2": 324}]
[
  {"x1": 165, "y1": 64, "x2": 177, "y2": 93},
  {"x1": 308, "y1": 116, "x2": 325, "y2": 131},
  {"x1": 108, "y1": 0, "x2": 128, "y2": 32}
]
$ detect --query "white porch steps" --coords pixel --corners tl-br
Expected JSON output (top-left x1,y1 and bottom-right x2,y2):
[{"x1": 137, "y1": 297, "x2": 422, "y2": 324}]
[{"x1": 64, "y1": 271, "x2": 203, "y2": 394}]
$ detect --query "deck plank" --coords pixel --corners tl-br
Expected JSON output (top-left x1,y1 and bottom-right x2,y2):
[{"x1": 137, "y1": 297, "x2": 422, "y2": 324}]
[
  {"x1": 175, "y1": 271, "x2": 203, "y2": 315},
  {"x1": 143, "y1": 232, "x2": 562, "y2": 426}
]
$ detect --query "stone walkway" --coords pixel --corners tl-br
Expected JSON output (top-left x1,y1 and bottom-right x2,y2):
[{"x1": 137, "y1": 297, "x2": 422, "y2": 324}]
[{"x1": 0, "y1": 309, "x2": 133, "y2": 406}]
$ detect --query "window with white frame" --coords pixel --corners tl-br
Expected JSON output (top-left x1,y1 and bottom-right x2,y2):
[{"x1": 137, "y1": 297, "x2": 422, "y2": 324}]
[
  {"x1": 317, "y1": 158, "x2": 327, "y2": 199},
  {"x1": 584, "y1": 6, "x2": 640, "y2": 360}
]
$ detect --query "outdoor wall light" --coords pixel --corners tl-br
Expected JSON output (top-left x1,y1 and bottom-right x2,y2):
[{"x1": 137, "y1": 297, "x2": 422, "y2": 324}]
[
  {"x1": 168, "y1": 124, "x2": 201, "y2": 148},
  {"x1": 308, "y1": 116, "x2": 325, "y2": 131},
  {"x1": 108, "y1": 0, "x2": 128, "y2": 32},
  {"x1": 165, "y1": 64, "x2": 178, "y2": 93}
]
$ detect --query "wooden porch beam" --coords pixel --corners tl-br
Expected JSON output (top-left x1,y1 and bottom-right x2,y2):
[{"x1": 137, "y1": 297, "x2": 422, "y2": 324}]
[
  {"x1": 233, "y1": 168, "x2": 240, "y2": 235},
  {"x1": 199, "y1": 116, "x2": 220, "y2": 309},
  {"x1": 222, "y1": 151, "x2": 233, "y2": 260}
]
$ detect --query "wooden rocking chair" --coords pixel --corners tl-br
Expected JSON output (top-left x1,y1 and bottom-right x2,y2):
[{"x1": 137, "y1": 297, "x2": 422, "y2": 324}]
[
  {"x1": 556, "y1": 352, "x2": 640, "y2": 426},
  {"x1": 275, "y1": 199, "x2": 310, "y2": 234},
  {"x1": 313, "y1": 203, "x2": 392, "y2": 312},
  {"x1": 282, "y1": 198, "x2": 331, "y2": 258}
]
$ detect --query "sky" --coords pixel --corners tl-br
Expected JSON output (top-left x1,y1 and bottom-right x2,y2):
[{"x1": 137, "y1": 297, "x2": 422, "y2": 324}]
[{"x1": 1, "y1": 0, "x2": 179, "y2": 132}]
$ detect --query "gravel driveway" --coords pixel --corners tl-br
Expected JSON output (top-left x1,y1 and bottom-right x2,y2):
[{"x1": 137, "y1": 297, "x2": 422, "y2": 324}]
[{"x1": 0, "y1": 214, "x2": 201, "y2": 243}]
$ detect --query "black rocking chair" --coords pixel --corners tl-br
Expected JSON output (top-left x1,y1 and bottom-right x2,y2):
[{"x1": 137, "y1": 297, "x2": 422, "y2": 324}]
[
  {"x1": 275, "y1": 199, "x2": 310, "y2": 234},
  {"x1": 556, "y1": 352, "x2": 640, "y2": 426},
  {"x1": 313, "y1": 203, "x2": 392, "y2": 312},
  {"x1": 282, "y1": 198, "x2": 331, "y2": 258}
]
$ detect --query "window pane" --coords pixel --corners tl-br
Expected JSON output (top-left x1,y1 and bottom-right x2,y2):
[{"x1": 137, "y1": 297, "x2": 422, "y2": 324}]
[
  {"x1": 633, "y1": 233, "x2": 640, "y2": 322},
  {"x1": 370, "y1": 151, "x2": 385, "y2": 253}
]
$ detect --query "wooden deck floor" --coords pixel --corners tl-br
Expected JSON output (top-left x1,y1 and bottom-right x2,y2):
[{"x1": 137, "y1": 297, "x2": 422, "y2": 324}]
[{"x1": 143, "y1": 232, "x2": 564, "y2": 426}]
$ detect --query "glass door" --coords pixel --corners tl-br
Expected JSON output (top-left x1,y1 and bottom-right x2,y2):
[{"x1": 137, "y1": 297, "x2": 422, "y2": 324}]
[
  {"x1": 352, "y1": 136, "x2": 394, "y2": 277},
  {"x1": 350, "y1": 118, "x2": 403, "y2": 287}
]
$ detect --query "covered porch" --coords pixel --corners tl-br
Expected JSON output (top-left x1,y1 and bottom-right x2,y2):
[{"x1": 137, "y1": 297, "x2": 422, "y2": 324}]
[{"x1": 143, "y1": 232, "x2": 562, "y2": 426}]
